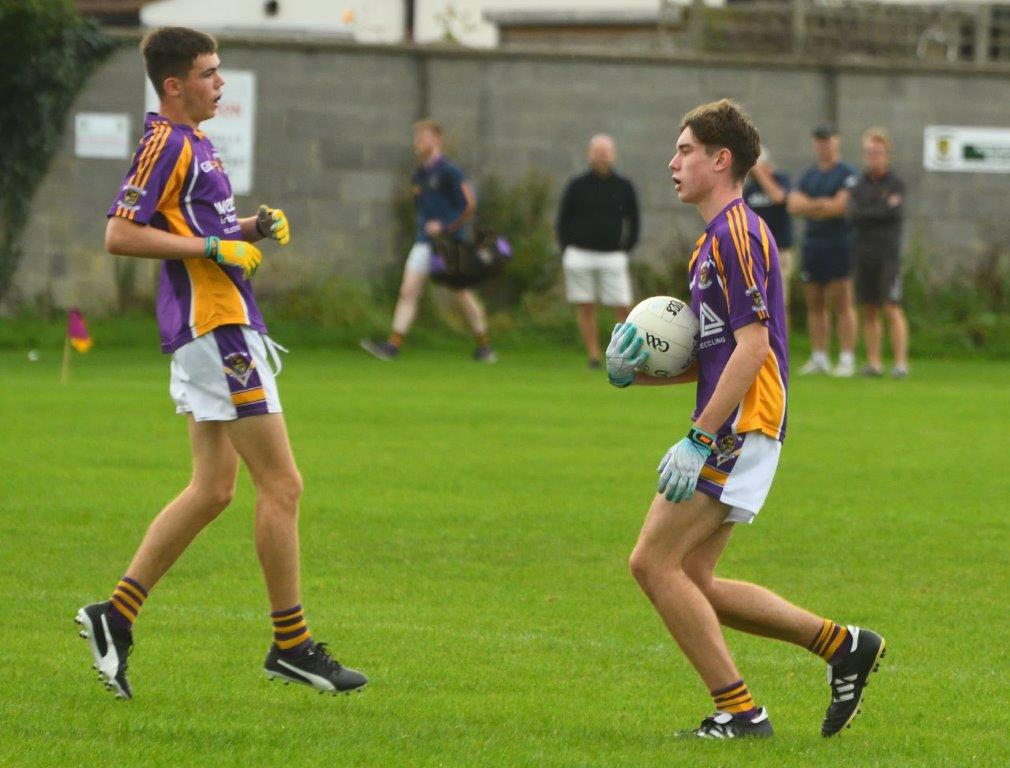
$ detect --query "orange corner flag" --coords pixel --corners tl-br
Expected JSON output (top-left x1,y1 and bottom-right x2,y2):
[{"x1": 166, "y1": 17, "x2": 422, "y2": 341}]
[{"x1": 68, "y1": 308, "x2": 93, "y2": 353}]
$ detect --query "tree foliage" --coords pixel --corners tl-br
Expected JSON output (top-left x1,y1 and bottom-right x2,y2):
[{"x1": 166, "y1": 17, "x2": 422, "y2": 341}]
[{"x1": 0, "y1": 0, "x2": 114, "y2": 302}]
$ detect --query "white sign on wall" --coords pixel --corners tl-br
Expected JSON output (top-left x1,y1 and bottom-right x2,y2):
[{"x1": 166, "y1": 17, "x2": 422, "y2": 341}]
[
  {"x1": 75, "y1": 113, "x2": 130, "y2": 159},
  {"x1": 924, "y1": 125, "x2": 1010, "y2": 174},
  {"x1": 145, "y1": 70, "x2": 257, "y2": 194}
]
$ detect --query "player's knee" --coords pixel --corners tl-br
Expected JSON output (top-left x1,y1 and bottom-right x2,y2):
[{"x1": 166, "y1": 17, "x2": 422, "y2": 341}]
[
  {"x1": 262, "y1": 469, "x2": 303, "y2": 511},
  {"x1": 628, "y1": 546, "x2": 658, "y2": 592},
  {"x1": 192, "y1": 481, "x2": 234, "y2": 518},
  {"x1": 208, "y1": 484, "x2": 235, "y2": 514}
]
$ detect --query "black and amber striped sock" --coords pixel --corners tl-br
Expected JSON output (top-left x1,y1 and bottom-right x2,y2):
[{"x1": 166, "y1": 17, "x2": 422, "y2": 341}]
[
  {"x1": 109, "y1": 576, "x2": 148, "y2": 628},
  {"x1": 388, "y1": 332, "x2": 404, "y2": 349},
  {"x1": 808, "y1": 619, "x2": 852, "y2": 663},
  {"x1": 474, "y1": 332, "x2": 490, "y2": 348},
  {"x1": 711, "y1": 679, "x2": 758, "y2": 718},
  {"x1": 272, "y1": 604, "x2": 314, "y2": 658}
]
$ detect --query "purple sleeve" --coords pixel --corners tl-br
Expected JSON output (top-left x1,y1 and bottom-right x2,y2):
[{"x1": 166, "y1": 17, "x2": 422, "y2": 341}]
[
  {"x1": 107, "y1": 125, "x2": 185, "y2": 224},
  {"x1": 719, "y1": 223, "x2": 771, "y2": 332}
]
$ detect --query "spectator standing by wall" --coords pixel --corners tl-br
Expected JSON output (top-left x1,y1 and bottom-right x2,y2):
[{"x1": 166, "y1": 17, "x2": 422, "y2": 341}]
[
  {"x1": 849, "y1": 128, "x2": 909, "y2": 378},
  {"x1": 557, "y1": 134, "x2": 640, "y2": 369},
  {"x1": 788, "y1": 125, "x2": 859, "y2": 377},
  {"x1": 744, "y1": 147, "x2": 794, "y2": 320}
]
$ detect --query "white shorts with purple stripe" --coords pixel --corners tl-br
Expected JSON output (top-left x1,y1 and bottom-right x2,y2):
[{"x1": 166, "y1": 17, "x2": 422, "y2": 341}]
[
  {"x1": 696, "y1": 431, "x2": 782, "y2": 524},
  {"x1": 170, "y1": 325, "x2": 283, "y2": 422}
]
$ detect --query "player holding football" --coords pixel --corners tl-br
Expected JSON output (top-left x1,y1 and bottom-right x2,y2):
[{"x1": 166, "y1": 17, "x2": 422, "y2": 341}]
[
  {"x1": 606, "y1": 99, "x2": 884, "y2": 739},
  {"x1": 75, "y1": 27, "x2": 366, "y2": 699}
]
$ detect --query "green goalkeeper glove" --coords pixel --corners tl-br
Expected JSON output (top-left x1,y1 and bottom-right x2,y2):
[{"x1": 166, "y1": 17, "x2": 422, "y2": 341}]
[
  {"x1": 256, "y1": 204, "x2": 290, "y2": 245},
  {"x1": 205, "y1": 236, "x2": 262, "y2": 279}
]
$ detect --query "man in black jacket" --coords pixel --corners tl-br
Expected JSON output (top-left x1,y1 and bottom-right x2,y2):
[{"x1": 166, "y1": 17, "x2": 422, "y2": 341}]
[
  {"x1": 849, "y1": 128, "x2": 909, "y2": 378},
  {"x1": 557, "y1": 134, "x2": 640, "y2": 368}
]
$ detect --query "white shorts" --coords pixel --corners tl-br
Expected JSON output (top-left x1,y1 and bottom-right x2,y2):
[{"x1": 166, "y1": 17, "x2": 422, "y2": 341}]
[
  {"x1": 404, "y1": 242, "x2": 432, "y2": 275},
  {"x1": 562, "y1": 246, "x2": 633, "y2": 307},
  {"x1": 170, "y1": 325, "x2": 283, "y2": 422},
  {"x1": 696, "y1": 431, "x2": 782, "y2": 524}
]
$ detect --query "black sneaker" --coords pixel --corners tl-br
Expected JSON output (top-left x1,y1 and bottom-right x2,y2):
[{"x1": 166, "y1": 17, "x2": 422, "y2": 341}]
[
  {"x1": 677, "y1": 708, "x2": 773, "y2": 739},
  {"x1": 264, "y1": 642, "x2": 367, "y2": 694},
  {"x1": 473, "y1": 345, "x2": 498, "y2": 363},
  {"x1": 359, "y1": 339, "x2": 399, "y2": 361},
  {"x1": 75, "y1": 601, "x2": 133, "y2": 700},
  {"x1": 821, "y1": 626, "x2": 886, "y2": 737}
]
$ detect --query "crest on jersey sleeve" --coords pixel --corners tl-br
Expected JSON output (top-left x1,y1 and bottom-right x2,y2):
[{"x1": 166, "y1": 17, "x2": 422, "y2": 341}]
[{"x1": 120, "y1": 184, "x2": 146, "y2": 211}]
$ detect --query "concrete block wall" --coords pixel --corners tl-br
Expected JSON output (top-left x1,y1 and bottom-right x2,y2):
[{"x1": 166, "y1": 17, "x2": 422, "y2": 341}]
[{"x1": 8, "y1": 38, "x2": 1010, "y2": 314}]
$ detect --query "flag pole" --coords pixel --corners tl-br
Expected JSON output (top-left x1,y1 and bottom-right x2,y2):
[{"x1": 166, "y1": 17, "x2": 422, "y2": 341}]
[{"x1": 61, "y1": 334, "x2": 71, "y2": 385}]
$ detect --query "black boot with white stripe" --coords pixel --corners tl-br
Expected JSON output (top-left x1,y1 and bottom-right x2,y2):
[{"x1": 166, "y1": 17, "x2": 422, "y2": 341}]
[
  {"x1": 821, "y1": 625, "x2": 886, "y2": 737},
  {"x1": 264, "y1": 642, "x2": 367, "y2": 694},
  {"x1": 679, "y1": 708, "x2": 773, "y2": 739},
  {"x1": 75, "y1": 601, "x2": 134, "y2": 700}
]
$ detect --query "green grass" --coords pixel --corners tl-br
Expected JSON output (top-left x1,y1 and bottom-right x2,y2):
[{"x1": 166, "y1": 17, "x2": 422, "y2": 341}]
[{"x1": 1, "y1": 343, "x2": 1008, "y2": 767}]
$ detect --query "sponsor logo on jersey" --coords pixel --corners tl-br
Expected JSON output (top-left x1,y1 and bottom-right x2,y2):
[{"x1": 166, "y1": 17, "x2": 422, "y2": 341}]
[
  {"x1": 200, "y1": 154, "x2": 226, "y2": 174},
  {"x1": 699, "y1": 302, "x2": 725, "y2": 338},
  {"x1": 213, "y1": 196, "x2": 237, "y2": 217}
]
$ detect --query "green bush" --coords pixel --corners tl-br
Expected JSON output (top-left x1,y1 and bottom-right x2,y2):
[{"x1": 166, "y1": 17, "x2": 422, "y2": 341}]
[{"x1": 0, "y1": 0, "x2": 114, "y2": 302}]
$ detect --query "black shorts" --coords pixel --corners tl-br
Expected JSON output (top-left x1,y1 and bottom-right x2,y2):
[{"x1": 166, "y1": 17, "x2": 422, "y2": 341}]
[
  {"x1": 855, "y1": 255, "x2": 903, "y2": 305},
  {"x1": 801, "y1": 246, "x2": 851, "y2": 285}
]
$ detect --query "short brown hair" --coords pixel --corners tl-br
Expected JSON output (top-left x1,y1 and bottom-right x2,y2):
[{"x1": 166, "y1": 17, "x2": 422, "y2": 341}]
[
  {"x1": 412, "y1": 118, "x2": 443, "y2": 137},
  {"x1": 862, "y1": 127, "x2": 892, "y2": 152},
  {"x1": 680, "y1": 99, "x2": 761, "y2": 182},
  {"x1": 141, "y1": 27, "x2": 217, "y2": 97}
]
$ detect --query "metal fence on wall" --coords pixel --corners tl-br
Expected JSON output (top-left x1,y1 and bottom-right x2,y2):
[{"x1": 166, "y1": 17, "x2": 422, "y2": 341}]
[{"x1": 689, "y1": 0, "x2": 1010, "y2": 63}]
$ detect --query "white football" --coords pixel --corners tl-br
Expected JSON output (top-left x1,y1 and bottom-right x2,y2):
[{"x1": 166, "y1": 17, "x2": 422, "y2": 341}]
[{"x1": 626, "y1": 295, "x2": 699, "y2": 377}]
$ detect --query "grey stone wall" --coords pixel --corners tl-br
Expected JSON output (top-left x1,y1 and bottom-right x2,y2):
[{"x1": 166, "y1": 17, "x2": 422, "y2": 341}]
[{"x1": 8, "y1": 37, "x2": 1010, "y2": 314}]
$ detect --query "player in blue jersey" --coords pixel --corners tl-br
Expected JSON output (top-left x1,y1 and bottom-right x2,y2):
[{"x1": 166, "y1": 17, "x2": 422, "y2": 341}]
[
  {"x1": 607, "y1": 100, "x2": 885, "y2": 739},
  {"x1": 361, "y1": 119, "x2": 496, "y2": 362}
]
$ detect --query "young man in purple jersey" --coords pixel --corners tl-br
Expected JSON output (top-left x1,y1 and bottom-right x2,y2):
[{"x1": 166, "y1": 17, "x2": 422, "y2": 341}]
[
  {"x1": 75, "y1": 27, "x2": 366, "y2": 700},
  {"x1": 605, "y1": 100, "x2": 885, "y2": 739}
]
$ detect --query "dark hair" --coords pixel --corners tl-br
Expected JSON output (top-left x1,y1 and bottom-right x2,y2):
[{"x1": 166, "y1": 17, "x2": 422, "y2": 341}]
[
  {"x1": 680, "y1": 99, "x2": 761, "y2": 182},
  {"x1": 141, "y1": 27, "x2": 217, "y2": 97}
]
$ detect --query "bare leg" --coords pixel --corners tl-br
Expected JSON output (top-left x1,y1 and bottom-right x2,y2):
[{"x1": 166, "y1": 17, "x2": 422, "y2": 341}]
[
  {"x1": 628, "y1": 492, "x2": 741, "y2": 691},
  {"x1": 124, "y1": 418, "x2": 239, "y2": 590},
  {"x1": 803, "y1": 283, "x2": 829, "y2": 356},
  {"x1": 225, "y1": 413, "x2": 304, "y2": 611},
  {"x1": 862, "y1": 304, "x2": 883, "y2": 369},
  {"x1": 683, "y1": 525, "x2": 823, "y2": 647},
  {"x1": 391, "y1": 269, "x2": 428, "y2": 337},
  {"x1": 884, "y1": 302, "x2": 909, "y2": 369},
  {"x1": 453, "y1": 288, "x2": 488, "y2": 337},
  {"x1": 611, "y1": 305, "x2": 630, "y2": 323},
  {"x1": 576, "y1": 303, "x2": 599, "y2": 361},
  {"x1": 829, "y1": 278, "x2": 857, "y2": 355}
]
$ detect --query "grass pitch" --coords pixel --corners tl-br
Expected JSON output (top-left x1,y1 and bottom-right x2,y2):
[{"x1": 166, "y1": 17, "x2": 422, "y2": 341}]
[{"x1": 1, "y1": 342, "x2": 1008, "y2": 767}]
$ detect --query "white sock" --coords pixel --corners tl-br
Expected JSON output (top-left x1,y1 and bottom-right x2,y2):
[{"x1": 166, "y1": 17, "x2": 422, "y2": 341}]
[
  {"x1": 839, "y1": 351, "x2": 855, "y2": 366},
  {"x1": 812, "y1": 350, "x2": 829, "y2": 366}
]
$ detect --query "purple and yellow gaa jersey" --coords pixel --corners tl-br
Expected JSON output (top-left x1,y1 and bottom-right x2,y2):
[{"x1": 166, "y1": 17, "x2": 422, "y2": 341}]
[
  {"x1": 688, "y1": 198, "x2": 789, "y2": 442},
  {"x1": 107, "y1": 113, "x2": 266, "y2": 353}
]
